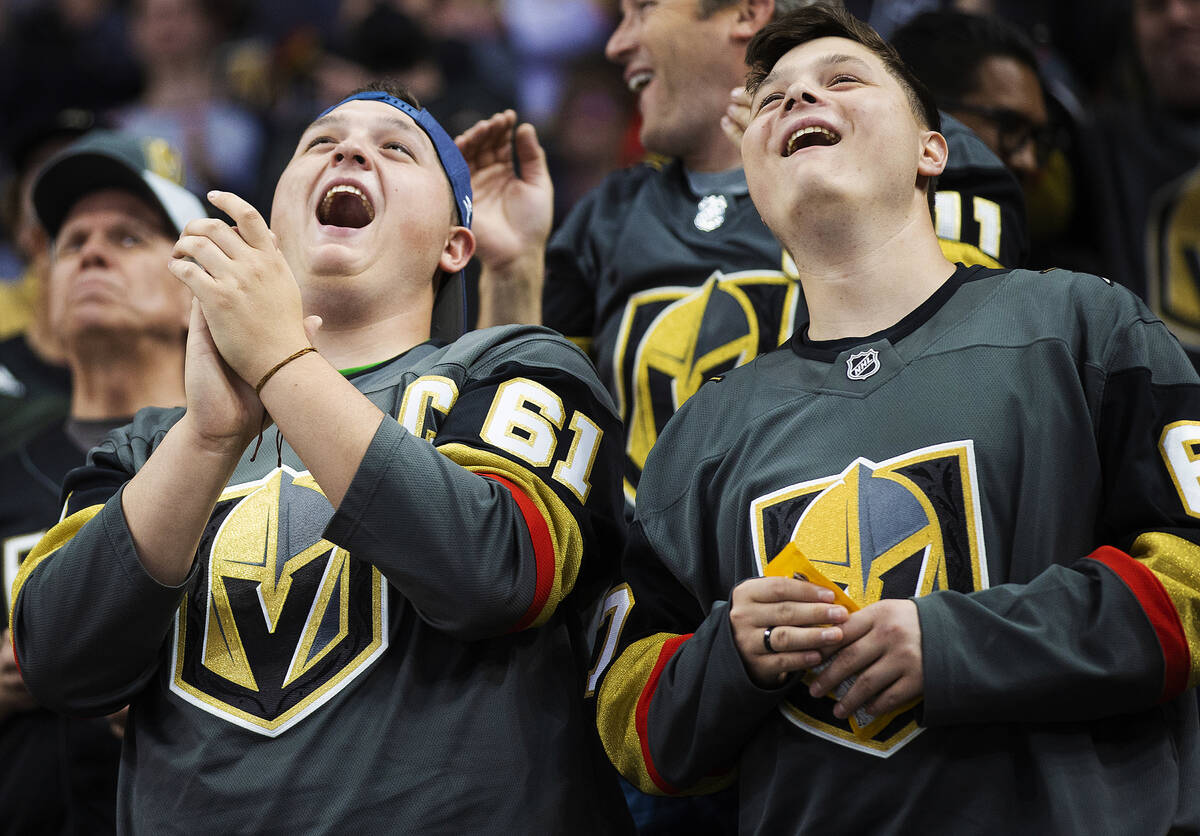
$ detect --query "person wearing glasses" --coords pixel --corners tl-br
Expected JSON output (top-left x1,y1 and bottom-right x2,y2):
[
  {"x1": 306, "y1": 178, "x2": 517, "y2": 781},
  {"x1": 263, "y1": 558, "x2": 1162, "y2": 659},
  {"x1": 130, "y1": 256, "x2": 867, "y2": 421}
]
[
  {"x1": 888, "y1": 10, "x2": 1108, "y2": 280},
  {"x1": 890, "y1": 11, "x2": 1052, "y2": 191}
]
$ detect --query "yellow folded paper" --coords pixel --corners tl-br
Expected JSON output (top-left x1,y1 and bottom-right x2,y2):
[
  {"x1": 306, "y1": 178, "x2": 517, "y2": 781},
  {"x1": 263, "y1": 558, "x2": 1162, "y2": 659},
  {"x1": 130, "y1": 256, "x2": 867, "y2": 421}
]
[
  {"x1": 765, "y1": 542, "x2": 920, "y2": 739},
  {"x1": 764, "y1": 542, "x2": 859, "y2": 611}
]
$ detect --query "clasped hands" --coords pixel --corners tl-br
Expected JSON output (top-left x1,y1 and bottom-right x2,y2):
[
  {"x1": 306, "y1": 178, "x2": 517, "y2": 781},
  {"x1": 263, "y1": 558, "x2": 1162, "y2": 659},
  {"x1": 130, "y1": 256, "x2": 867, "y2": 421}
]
[
  {"x1": 167, "y1": 191, "x2": 318, "y2": 452},
  {"x1": 729, "y1": 576, "x2": 923, "y2": 721}
]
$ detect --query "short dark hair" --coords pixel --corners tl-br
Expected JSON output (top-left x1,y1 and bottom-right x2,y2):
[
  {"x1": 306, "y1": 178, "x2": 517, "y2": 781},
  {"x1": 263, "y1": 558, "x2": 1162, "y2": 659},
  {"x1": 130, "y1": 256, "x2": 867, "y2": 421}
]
[
  {"x1": 351, "y1": 79, "x2": 421, "y2": 110},
  {"x1": 890, "y1": 11, "x2": 1040, "y2": 104},
  {"x1": 744, "y1": 5, "x2": 942, "y2": 216},
  {"x1": 745, "y1": 5, "x2": 939, "y2": 132}
]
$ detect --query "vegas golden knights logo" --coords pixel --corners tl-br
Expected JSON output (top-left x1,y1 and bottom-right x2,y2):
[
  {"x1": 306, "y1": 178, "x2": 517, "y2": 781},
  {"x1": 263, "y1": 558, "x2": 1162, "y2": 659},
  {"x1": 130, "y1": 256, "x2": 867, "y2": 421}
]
[
  {"x1": 613, "y1": 270, "x2": 801, "y2": 501},
  {"x1": 170, "y1": 467, "x2": 386, "y2": 736},
  {"x1": 1148, "y1": 165, "x2": 1200, "y2": 353},
  {"x1": 750, "y1": 441, "x2": 989, "y2": 756}
]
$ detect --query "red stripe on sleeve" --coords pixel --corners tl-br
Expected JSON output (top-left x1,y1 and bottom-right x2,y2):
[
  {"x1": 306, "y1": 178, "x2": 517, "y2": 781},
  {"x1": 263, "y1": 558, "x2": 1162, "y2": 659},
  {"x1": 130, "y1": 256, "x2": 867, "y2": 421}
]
[
  {"x1": 481, "y1": 474, "x2": 556, "y2": 632},
  {"x1": 1088, "y1": 545, "x2": 1190, "y2": 700},
  {"x1": 636, "y1": 633, "x2": 693, "y2": 795}
]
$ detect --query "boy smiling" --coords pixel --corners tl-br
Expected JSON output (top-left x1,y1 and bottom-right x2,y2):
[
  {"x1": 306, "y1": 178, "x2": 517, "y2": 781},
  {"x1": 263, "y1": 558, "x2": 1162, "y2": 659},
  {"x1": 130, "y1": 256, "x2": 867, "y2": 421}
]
[
  {"x1": 591, "y1": 8, "x2": 1200, "y2": 833},
  {"x1": 11, "y1": 84, "x2": 632, "y2": 833}
]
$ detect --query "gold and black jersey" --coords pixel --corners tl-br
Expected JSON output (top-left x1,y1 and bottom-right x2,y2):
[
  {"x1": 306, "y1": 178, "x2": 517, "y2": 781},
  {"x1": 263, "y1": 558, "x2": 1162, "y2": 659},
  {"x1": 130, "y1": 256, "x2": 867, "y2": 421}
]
[
  {"x1": 9, "y1": 325, "x2": 634, "y2": 834},
  {"x1": 545, "y1": 159, "x2": 800, "y2": 506}
]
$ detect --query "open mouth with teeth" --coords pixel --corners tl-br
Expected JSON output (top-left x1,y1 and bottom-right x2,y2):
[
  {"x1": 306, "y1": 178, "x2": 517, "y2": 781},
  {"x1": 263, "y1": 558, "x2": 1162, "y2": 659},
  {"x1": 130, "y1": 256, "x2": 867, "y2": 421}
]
[
  {"x1": 784, "y1": 126, "x2": 841, "y2": 156},
  {"x1": 317, "y1": 184, "x2": 375, "y2": 228},
  {"x1": 628, "y1": 71, "x2": 653, "y2": 94}
]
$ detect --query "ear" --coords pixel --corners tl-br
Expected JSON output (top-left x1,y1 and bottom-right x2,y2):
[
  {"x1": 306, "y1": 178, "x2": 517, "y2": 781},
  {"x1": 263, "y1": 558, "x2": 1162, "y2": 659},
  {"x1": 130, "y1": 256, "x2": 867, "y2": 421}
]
[
  {"x1": 917, "y1": 129, "x2": 949, "y2": 178},
  {"x1": 438, "y1": 226, "x2": 475, "y2": 274},
  {"x1": 731, "y1": 0, "x2": 774, "y2": 43}
]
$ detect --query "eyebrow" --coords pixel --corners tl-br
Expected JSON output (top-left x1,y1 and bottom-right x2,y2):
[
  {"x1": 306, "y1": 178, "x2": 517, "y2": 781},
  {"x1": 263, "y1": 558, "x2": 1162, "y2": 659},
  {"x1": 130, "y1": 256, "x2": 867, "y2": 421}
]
[
  {"x1": 58, "y1": 210, "x2": 167, "y2": 244},
  {"x1": 303, "y1": 113, "x2": 432, "y2": 150},
  {"x1": 755, "y1": 53, "x2": 873, "y2": 102}
]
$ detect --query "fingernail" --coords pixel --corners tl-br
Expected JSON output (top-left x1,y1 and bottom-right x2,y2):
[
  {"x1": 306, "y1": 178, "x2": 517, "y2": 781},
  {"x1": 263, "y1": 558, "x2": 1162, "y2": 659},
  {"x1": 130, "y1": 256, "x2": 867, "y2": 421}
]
[
  {"x1": 827, "y1": 606, "x2": 847, "y2": 621},
  {"x1": 832, "y1": 704, "x2": 847, "y2": 719},
  {"x1": 817, "y1": 588, "x2": 835, "y2": 603},
  {"x1": 731, "y1": 87, "x2": 742, "y2": 97},
  {"x1": 809, "y1": 683, "x2": 824, "y2": 697},
  {"x1": 207, "y1": 190, "x2": 219, "y2": 200},
  {"x1": 821, "y1": 628, "x2": 840, "y2": 641}
]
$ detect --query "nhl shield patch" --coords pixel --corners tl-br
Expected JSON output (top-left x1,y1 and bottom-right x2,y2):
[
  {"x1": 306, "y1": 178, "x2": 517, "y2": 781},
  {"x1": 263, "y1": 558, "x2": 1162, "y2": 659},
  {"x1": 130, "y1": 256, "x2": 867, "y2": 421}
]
[
  {"x1": 749, "y1": 441, "x2": 989, "y2": 756},
  {"x1": 694, "y1": 194, "x2": 728, "y2": 232},
  {"x1": 846, "y1": 348, "x2": 880, "y2": 380}
]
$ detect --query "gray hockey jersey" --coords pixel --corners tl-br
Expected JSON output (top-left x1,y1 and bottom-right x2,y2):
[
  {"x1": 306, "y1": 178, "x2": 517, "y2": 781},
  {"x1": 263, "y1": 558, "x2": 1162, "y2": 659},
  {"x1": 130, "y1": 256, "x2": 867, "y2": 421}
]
[
  {"x1": 591, "y1": 266, "x2": 1200, "y2": 834},
  {"x1": 11, "y1": 325, "x2": 633, "y2": 834}
]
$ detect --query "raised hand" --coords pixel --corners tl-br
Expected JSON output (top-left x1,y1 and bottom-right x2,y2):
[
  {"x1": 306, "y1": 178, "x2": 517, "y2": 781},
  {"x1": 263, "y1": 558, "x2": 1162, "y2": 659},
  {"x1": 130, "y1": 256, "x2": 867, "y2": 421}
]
[
  {"x1": 721, "y1": 86, "x2": 753, "y2": 149},
  {"x1": 168, "y1": 191, "x2": 310, "y2": 387},
  {"x1": 455, "y1": 109, "x2": 554, "y2": 269},
  {"x1": 179, "y1": 299, "x2": 263, "y2": 456}
]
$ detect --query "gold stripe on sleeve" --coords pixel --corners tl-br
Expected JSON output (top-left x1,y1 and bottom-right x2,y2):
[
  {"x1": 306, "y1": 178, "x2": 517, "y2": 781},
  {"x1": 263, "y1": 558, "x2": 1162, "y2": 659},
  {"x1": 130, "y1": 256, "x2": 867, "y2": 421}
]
[
  {"x1": 1130, "y1": 531, "x2": 1200, "y2": 689},
  {"x1": 8, "y1": 505, "x2": 104, "y2": 633},
  {"x1": 437, "y1": 443, "x2": 584, "y2": 627},
  {"x1": 596, "y1": 632, "x2": 735, "y2": 797}
]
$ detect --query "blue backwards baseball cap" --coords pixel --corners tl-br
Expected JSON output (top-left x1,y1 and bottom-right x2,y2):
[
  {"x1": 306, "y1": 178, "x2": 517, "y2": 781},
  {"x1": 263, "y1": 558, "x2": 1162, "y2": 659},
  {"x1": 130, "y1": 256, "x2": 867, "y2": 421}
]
[{"x1": 318, "y1": 91, "x2": 473, "y2": 341}]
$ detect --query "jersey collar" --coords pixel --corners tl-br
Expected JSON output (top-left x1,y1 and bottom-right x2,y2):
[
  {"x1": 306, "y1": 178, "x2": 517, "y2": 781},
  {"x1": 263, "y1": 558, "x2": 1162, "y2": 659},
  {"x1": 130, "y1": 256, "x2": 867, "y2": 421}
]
[{"x1": 790, "y1": 263, "x2": 996, "y2": 362}]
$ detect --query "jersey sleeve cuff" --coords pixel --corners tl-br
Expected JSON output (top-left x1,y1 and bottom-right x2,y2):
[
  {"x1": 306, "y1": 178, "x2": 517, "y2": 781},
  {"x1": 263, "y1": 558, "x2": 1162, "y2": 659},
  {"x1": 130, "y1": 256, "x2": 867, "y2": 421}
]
[
  {"x1": 1087, "y1": 545, "x2": 1192, "y2": 699},
  {"x1": 642, "y1": 602, "x2": 793, "y2": 787}
]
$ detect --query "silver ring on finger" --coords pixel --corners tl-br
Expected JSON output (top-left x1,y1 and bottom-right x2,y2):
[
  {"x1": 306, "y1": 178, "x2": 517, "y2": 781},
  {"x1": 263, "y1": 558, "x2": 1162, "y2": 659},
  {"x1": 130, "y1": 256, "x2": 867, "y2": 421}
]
[{"x1": 763, "y1": 626, "x2": 778, "y2": 654}]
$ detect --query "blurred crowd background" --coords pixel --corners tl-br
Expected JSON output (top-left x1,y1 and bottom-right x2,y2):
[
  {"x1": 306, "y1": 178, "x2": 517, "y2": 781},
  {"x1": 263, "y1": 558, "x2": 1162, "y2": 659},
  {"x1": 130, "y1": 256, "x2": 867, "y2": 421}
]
[
  {"x1": 1, "y1": 1, "x2": 1199, "y2": 831},
  {"x1": 0, "y1": 0, "x2": 1196, "y2": 339}
]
